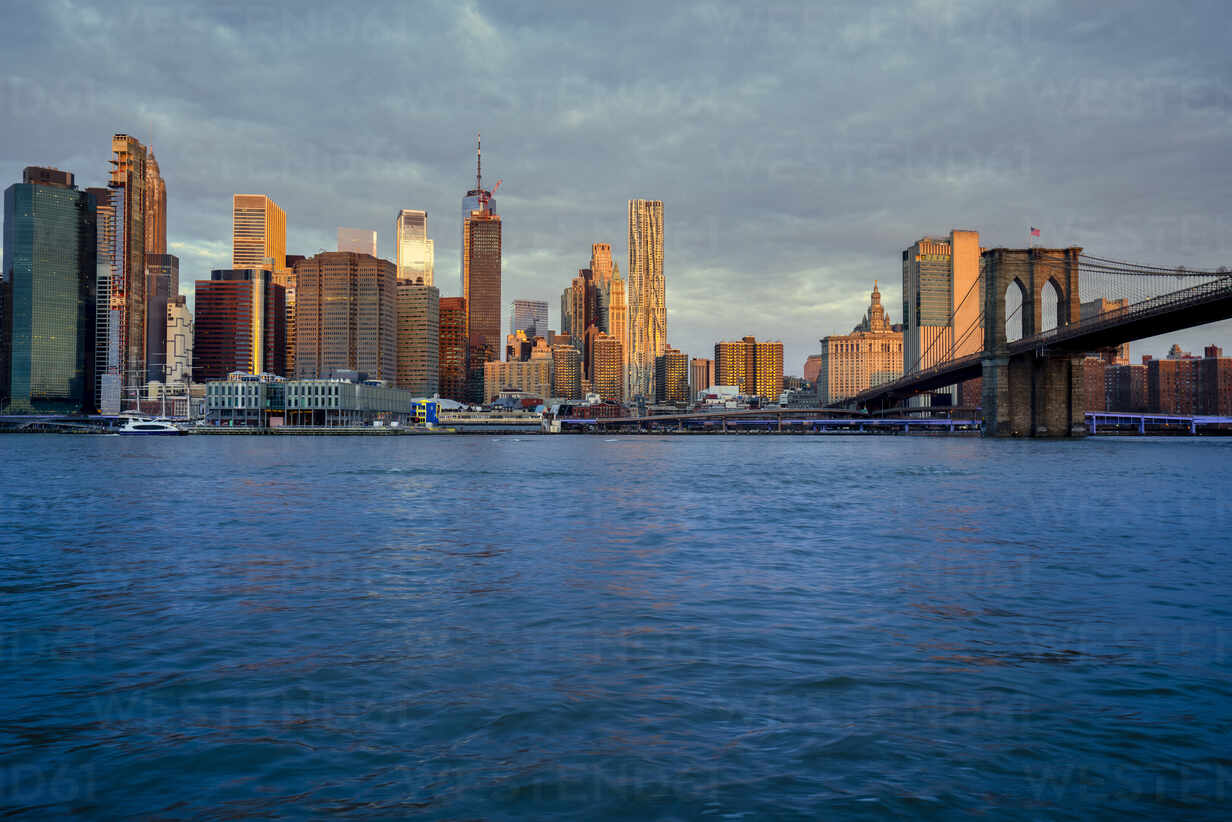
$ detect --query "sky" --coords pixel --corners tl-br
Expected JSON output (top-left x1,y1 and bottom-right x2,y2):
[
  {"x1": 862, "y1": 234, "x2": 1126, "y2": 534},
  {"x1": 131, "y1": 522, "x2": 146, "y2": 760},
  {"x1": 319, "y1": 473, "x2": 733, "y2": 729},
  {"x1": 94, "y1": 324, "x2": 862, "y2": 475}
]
[{"x1": 3, "y1": 0, "x2": 1231, "y2": 373}]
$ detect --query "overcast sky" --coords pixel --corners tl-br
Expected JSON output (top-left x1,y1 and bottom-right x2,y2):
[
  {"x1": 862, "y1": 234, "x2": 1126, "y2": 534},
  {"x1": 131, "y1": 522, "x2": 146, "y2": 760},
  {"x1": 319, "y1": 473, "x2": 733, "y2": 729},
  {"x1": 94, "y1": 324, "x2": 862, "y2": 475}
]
[{"x1": 4, "y1": 0, "x2": 1231, "y2": 372}]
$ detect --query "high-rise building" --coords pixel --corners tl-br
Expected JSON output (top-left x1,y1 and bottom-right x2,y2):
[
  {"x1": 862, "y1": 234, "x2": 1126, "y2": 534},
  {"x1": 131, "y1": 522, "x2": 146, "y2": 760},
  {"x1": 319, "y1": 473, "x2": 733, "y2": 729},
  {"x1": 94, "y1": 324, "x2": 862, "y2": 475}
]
[
  {"x1": 337, "y1": 227, "x2": 377, "y2": 257},
  {"x1": 293, "y1": 252, "x2": 397, "y2": 381},
  {"x1": 551, "y1": 343, "x2": 582, "y2": 400},
  {"x1": 510, "y1": 299, "x2": 549, "y2": 339},
  {"x1": 901, "y1": 230, "x2": 982, "y2": 403},
  {"x1": 397, "y1": 280, "x2": 440, "y2": 396},
  {"x1": 166, "y1": 296, "x2": 193, "y2": 384},
  {"x1": 607, "y1": 265, "x2": 629, "y2": 395},
  {"x1": 395, "y1": 210, "x2": 432, "y2": 285},
  {"x1": 654, "y1": 346, "x2": 689, "y2": 405},
  {"x1": 591, "y1": 333, "x2": 624, "y2": 402},
  {"x1": 2, "y1": 168, "x2": 97, "y2": 413},
  {"x1": 816, "y1": 283, "x2": 904, "y2": 404},
  {"x1": 463, "y1": 181, "x2": 501, "y2": 402},
  {"x1": 627, "y1": 199, "x2": 665, "y2": 400},
  {"x1": 282, "y1": 253, "x2": 305, "y2": 377},
  {"x1": 690, "y1": 357, "x2": 713, "y2": 401},
  {"x1": 714, "y1": 336, "x2": 784, "y2": 402},
  {"x1": 483, "y1": 342, "x2": 553, "y2": 403},
  {"x1": 232, "y1": 194, "x2": 286, "y2": 271},
  {"x1": 192, "y1": 269, "x2": 286, "y2": 382},
  {"x1": 144, "y1": 253, "x2": 179, "y2": 382},
  {"x1": 86, "y1": 186, "x2": 118, "y2": 412},
  {"x1": 110, "y1": 134, "x2": 149, "y2": 400},
  {"x1": 144, "y1": 149, "x2": 166, "y2": 256},
  {"x1": 803, "y1": 354, "x2": 822, "y2": 386},
  {"x1": 438, "y1": 297, "x2": 468, "y2": 402},
  {"x1": 590, "y1": 242, "x2": 615, "y2": 288},
  {"x1": 561, "y1": 268, "x2": 600, "y2": 377},
  {"x1": 1080, "y1": 297, "x2": 1131, "y2": 364}
]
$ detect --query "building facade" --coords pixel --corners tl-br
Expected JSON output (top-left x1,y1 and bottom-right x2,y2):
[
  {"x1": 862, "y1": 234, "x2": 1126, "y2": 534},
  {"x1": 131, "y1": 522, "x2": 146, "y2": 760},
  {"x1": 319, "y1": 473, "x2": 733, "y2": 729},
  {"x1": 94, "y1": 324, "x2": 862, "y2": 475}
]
[
  {"x1": 337, "y1": 227, "x2": 377, "y2": 257},
  {"x1": 232, "y1": 194, "x2": 286, "y2": 270},
  {"x1": 714, "y1": 336, "x2": 784, "y2": 402},
  {"x1": 166, "y1": 295, "x2": 193, "y2": 384},
  {"x1": 690, "y1": 357, "x2": 713, "y2": 401},
  {"x1": 654, "y1": 346, "x2": 689, "y2": 405},
  {"x1": 627, "y1": 199, "x2": 664, "y2": 400},
  {"x1": 2, "y1": 168, "x2": 97, "y2": 413},
  {"x1": 816, "y1": 283, "x2": 904, "y2": 404},
  {"x1": 144, "y1": 149, "x2": 166, "y2": 256},
  {"x1": 510, "y1": 299, "x2": 549, "y2": 339},
  {"x1": 395, "y1": 209, "x2": 432, "y2": 285},
  {"x1": 591, "y1": 333, "x2": 624, "y2": 402},
  {"x1": 192, "y1": 269, "x2": 286, "y2": 382},
  {"x1": 144, "y1": 253, "x2": 179, "y2": 382},
  {"x1": 901, "y1": 230, "x2": 981, "y2": 402},
  {"x1": 438, "y1": 296, "x2": 468, "y2": 402},
  {"x1": 483, "y1": 351, "x2": 553, "y2": 403},
  {"x1": 463, "y1": 201, "x2": 501, "y2": 401},
  {"x1": 552, "y1": 343, "x2": 582, "y2": 399},
  {"x1": 110, "y1": 134, "x2": 149, "y2": 399},
  {"x1": 293, "y1": 252, "x2": 397, "y2": 382},
  {"x1": 397, "y1": 280, "x2": 440, "y2": 396}
]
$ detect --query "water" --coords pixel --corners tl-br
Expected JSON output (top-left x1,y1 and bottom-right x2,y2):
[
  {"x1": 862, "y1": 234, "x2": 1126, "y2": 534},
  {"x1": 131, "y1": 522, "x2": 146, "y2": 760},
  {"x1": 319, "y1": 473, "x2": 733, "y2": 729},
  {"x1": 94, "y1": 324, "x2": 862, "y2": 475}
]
[{"x1": 1, "y1": 434, "x2": 1230, "y2": 819}]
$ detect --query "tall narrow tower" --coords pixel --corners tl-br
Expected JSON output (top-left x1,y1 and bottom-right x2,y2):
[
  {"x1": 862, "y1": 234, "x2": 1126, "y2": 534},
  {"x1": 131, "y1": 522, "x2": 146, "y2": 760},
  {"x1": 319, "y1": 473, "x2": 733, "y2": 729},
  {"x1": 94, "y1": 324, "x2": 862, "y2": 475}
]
[
  {"x1": 627, "y1": 199, "x2": 664, "y2": 400},
  {"x1": 109, "y1": 134, "x2": 148, "y2": 400},
  {"x1": 462, "y1": 136, "x2": 501, "y2": 401},
  {"x1": 460, "y1": 133, "x2": 496, "y2": 292}
]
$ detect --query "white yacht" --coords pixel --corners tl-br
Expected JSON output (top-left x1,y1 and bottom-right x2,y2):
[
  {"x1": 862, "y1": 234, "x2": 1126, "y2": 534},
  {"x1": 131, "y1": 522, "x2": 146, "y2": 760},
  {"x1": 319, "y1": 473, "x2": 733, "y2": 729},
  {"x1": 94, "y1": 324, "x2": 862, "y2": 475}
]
[{"x1": 117, "y1": 417, "x2": 184, "y2": 435}]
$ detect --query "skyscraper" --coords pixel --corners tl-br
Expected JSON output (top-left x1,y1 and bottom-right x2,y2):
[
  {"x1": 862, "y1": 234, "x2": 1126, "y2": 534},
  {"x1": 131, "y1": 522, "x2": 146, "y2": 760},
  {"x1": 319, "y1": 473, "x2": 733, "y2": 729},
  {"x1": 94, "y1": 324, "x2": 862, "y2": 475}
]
[
  {"x1": 552, "y1": 343, "x2": 582, "y2": 400},
  {"x1": 144, "y1": 253, "x2": 179, "y2": 382},
  {"x1": 395, "y1": 210, "x2": 432, "y2": 285},
  {"x1": 166, "y1": 296, "x2": 193, "y2": 384},
  {"x1": 627, "y1": 199, "x2": 664, "y2": 400},
  {"x1": 232, "y1": 194, "x2": 286, "y2": 270},
  {"x1": 144, "y1": 149, "x2": 166, "y2": 256},
  {"x1": 293, "y1": 252, "x2": 397, "y2": 381},
  {"x1": 438, "y1": 297, "x2": 468, "y2": 402},
  {"x1": 397, "y1": 280, "x2": 440, "y2": 396},
  {"x1": 690, "y1": 357, "x2": 713, "y2": 401},
  {"x1": 192, "y1": 269, "x2": 286, "y2": 382},
  {"x1": 337, "y1": 227, "x2": 377, "y2": 257},
  {"x1": 816, "y1": 284, "x2": 903, "y2": 404},
  {"x1": 462, "y1": 148, "x2": 501, "y2": 401},
  {"x1": 901, "y1": 230, "x2": 981, "y2": 403},
  {"x1": 561, "y1": 268, "x2": 600, "y2": 377},
  {"x1": 510, "y1": 299, "x2": 549, "y2": 339},
  {"x1": 461, "y1": 133, "x2": 496, "y2": 285},
  {"x1": 110, "y1": 134, "x2": 149, "y2": 399},
  {"x1": 2, "y1": 167, "x2": 97, "y2": 413},
  {"x1": 87, "y1": 186, "x2": 118, "y2": 412}
]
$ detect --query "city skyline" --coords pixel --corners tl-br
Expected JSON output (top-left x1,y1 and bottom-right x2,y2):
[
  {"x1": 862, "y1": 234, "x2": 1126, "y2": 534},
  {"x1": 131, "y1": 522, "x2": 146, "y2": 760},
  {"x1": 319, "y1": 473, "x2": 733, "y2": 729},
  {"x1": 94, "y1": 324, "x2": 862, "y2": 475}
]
[{"x1": 2, "y1": 2, "x2": 1231, "y2": 374}]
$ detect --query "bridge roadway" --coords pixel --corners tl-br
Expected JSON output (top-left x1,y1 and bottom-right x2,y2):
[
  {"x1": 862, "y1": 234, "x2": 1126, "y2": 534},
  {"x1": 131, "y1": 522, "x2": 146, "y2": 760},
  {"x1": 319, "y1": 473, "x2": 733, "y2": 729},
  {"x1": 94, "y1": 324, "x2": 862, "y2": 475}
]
[
  {"x1": 837, "y1": 273, "x2": 1232, "y2": 410},
  {"x1": 560, "y1": 406, "x2": 980, "y2": 433}
]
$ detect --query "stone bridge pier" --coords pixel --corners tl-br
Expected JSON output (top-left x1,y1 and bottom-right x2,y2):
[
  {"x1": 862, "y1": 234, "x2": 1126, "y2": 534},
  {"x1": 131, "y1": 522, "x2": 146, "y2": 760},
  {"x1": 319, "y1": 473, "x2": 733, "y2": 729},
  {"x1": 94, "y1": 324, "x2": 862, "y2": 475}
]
[{"x1": 981, "y1": 247, "x2": 1087, "y2": 437}]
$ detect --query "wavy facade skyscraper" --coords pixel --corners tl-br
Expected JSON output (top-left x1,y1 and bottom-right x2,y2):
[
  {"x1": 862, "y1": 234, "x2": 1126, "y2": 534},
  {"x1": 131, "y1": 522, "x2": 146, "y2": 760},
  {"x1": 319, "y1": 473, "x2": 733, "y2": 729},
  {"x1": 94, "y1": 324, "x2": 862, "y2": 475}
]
[{"x1": 627, "y1": 199, "x2": 664, "y2": 400}]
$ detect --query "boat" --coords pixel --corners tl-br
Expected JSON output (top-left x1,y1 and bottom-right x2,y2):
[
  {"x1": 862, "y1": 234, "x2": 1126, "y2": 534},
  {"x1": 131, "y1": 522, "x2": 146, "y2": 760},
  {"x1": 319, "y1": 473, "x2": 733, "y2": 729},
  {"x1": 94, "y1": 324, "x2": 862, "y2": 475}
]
[{"x1": 117, "y1": 417, "x2": 184, "y2": 435}]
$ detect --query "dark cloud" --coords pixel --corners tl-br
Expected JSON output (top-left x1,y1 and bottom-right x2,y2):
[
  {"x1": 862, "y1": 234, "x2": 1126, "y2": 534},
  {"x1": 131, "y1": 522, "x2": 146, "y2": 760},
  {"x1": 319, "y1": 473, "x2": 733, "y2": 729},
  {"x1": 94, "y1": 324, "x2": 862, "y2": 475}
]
[{"x1": 3, "y1": 0, "x2": 1230, "y2": 371}]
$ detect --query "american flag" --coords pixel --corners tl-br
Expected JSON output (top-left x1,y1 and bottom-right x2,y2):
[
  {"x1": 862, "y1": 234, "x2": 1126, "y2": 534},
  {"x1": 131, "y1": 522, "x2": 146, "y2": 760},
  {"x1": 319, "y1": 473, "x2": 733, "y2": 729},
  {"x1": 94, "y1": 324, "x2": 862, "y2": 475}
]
[{"x1": 1030, "y1": 227, "x2": 1041, "y2": 237}]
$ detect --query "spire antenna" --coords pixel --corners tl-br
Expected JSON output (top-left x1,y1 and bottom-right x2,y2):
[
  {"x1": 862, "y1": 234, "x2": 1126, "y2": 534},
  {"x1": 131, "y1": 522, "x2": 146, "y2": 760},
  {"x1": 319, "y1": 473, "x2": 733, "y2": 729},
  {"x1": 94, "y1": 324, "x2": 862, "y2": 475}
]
[{"x1": 476, "y1": 131, "x2": 482, "y2": 191}]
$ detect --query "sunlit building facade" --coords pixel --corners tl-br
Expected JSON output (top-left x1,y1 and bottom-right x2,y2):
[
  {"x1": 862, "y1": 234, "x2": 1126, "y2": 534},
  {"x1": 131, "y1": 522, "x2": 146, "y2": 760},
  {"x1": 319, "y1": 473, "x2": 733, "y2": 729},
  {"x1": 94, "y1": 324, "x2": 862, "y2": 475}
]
[
  {"x1": 690, "y1": 357, "x2": 713, "y2": 401},
  {"x1": 714, "y1": 336, "x2": 784, "y2": 402},
  {"x1": 232, "y1": 194, "x2": 286, "y2": 271},
  {"x1": 510, "y1": 299, "x2": 549, "y2": 339},
  {"x1": 337, "y1": 227, "x2": 377, "y2": 257},
  {"x1": 552, "y1": 343, "x2": 582, "y2": 399},
  {"x1": 144, "y1": 149, "x2": 166, "y2": 255},
  {"x1": 110, "y1": 134, "x2": 149, "y2": 399},
  {"x1": 816, "y1": 283, "x2": 903, "y2": 404},
  {"x1": 193, "y1": 269, "x2": 286, "y2": 382},
  {"x1": 591, "y1": 333, "x2": 624, "y2": 402},
  {"x1": 438, "y1": 297, "x2": 468, "y2": 403},
  {"x1": 395, "y1": 209, "x2": 432, "y2": 285},
  {"x1": 463, "y1": 204, "x2": 501, "y2": 400},
  {"x1": 397, "y1": 280, "x2": 439, "y2": 396},
  {"x1": 627, "y1": 199, "x2": 664, "y2": 400},
  {"x1": 654, "y1": 346, "x2": 689, "y2": 405}
]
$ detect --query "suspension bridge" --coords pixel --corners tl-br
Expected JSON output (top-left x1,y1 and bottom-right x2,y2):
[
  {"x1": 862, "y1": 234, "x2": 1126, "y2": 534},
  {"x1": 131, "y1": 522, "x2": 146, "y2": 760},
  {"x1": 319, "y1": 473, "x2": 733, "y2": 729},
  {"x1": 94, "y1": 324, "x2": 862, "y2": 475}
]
[{"x1": 832, "y1": 248, "x2": 1232, "y2": 436}]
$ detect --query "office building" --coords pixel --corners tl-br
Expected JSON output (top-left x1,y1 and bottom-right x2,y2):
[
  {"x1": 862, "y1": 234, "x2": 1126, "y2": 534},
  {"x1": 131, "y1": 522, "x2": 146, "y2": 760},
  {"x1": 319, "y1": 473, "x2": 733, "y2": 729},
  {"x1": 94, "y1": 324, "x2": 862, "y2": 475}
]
[
  {"x1": 483, "y1": 343, "x2": 553, "y2": 403},
  {"x1": 144, "y1": 149, "x2": 166, "y2": 255},
  {"x1": 438, "y1": 297, "x2": 468, "y2": 403},
  {"x1": 714, "y1": 336, "x2": 784, "y2": 402},
  {"x1": 397, "y1": 280, "x2": 440, "y2": 396},
  {"x1": 591, "y1": 333, "x2": 624, "y2": 402},
  {"x1": 144, "y1": 253, "x2": 179, "y2": 382},
  {"x1": 654, "y1": 346, "x2": 689, "y2": 405},
  {"x1": 627, "y1": 199, "x2": 665, "y2": 399},
  {"x1": 2, "y1": 167, "x2": 97, "y2": 413},
  {"x1": 192, "y1": 268, "x2": 286, "y2": 382},
  {"x1": 690, "y1": 357, "x2": 713, "y2": 401},
  {"x1": 293, "y1": 252, "x2": 397, "y2": 382},
  {"x1": 510, "y1": 299, "x2": 549, "y2": 339},
  {"x1": 232, "y1": 194, "x2": 286, "y2": 270},
  {"x1": 166, "y1": 296, "x2": 193, "y2": 384},
  {"x1": 463, "y1": 179, "x2": 501, "y2": 401},
  {"x1": 816, "y1": 283, "x2": 904, "y2": 404},
  {"x1": 901, "y1": 230, "x2": 981, "y2": 402},
  {"x1": 395, "y1": 209, "x2": 432, "y2": 284},
  {"x1": 110, "y1": 134, "x2": 149, "y2": 398},
  {"x1": 561, "y1": 268, "x2": 599, "y2": 377},
  {"x1": 337, "y1": 227, "x2": 377, "y2": 257},
  {"x1": 552, "y1": 343, "x2": 582, "y2": 399}
]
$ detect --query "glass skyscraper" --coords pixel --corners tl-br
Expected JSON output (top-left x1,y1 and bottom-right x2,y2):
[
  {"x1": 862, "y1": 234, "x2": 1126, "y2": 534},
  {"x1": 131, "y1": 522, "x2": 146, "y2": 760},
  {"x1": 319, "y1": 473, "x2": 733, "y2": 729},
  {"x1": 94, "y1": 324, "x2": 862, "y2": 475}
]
[
  {"x1": 510, "y1": 299, "x2": 548, "y2": 338},
  {"x1": 395, "y1": 209, "x2": 432, "y2": 285},
  {"x1": 2, "y1": 168, "x2": 97, "y2": 413}
]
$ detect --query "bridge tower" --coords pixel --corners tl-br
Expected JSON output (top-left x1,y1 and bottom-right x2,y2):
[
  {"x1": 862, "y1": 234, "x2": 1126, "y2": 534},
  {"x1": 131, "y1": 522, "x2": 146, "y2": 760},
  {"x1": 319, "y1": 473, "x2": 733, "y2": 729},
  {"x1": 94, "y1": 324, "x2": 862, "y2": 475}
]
[{"x1": 981, "y1": 247, "x2": 1085, "y2": 437}]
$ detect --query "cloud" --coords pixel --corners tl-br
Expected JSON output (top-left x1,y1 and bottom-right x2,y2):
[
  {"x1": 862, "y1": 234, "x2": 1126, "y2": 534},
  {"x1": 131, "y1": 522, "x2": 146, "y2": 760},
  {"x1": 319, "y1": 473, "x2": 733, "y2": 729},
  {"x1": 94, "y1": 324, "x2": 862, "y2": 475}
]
[{"x1": 3, "y1": 0, "x2": 1231, "y2": 371}]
